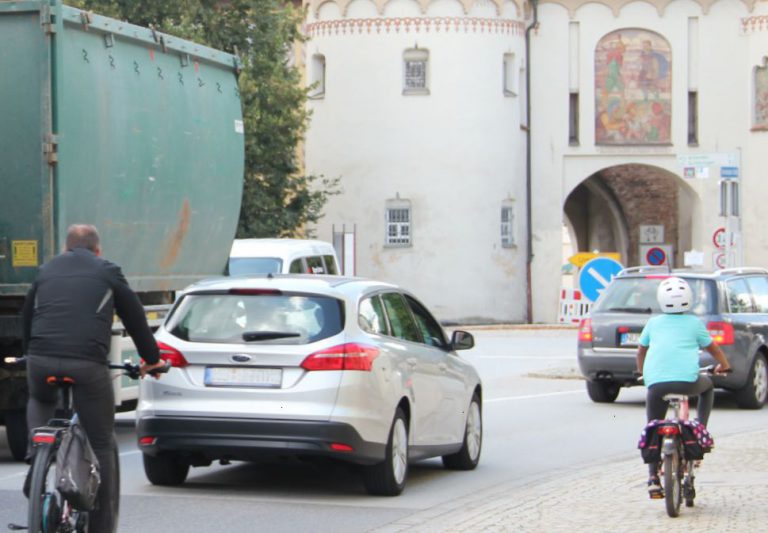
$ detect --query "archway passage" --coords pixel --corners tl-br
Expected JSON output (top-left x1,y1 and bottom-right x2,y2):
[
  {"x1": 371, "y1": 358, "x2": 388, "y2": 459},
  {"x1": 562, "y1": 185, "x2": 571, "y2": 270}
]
[{"x1": 563, "y1": 164, "x2": 692, "y2": 269}]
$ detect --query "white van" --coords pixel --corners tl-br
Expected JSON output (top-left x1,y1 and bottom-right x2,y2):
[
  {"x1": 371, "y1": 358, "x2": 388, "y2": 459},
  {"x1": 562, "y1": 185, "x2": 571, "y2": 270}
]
[{"x1": 228, "y1": 238, "x2": 341, "y2": 276}]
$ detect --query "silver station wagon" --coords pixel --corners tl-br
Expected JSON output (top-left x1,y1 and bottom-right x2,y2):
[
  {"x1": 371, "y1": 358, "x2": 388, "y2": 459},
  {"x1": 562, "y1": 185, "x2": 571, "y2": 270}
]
[
  {"x1": 137, "y1": 275, "x2": 482, "y2": 495},
  {"x1": 578, "y1": 266, "x2": 768, "y2": 409}
]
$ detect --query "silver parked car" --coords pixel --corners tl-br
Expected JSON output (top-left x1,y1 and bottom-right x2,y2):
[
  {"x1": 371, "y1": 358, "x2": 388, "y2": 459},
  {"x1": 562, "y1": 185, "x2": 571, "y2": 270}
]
[{"x1": 137, "y1": 275, "x2": 482, "y2": 495}]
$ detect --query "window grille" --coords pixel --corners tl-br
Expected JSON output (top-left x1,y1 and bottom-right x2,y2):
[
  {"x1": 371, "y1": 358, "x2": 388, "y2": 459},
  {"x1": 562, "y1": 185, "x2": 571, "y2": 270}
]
[
  {"x1": 386, "y1": 207, "x2": 411, "y2": 246},
  {"x1": 501, "y1": 206, "x2": 515, "y2": 247}
]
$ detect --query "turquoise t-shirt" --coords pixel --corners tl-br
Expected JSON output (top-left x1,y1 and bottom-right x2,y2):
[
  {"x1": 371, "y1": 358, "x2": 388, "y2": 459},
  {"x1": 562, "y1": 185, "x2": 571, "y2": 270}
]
[{"x1": 639, "y1": 313, "x2": 712, "y2": 387}]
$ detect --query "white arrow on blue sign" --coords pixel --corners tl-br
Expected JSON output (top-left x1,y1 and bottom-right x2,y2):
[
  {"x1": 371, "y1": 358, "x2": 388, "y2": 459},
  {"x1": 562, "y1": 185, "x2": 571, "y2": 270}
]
[{"x1": 578, "y1": 257, "x2": 624, "y2": 302}]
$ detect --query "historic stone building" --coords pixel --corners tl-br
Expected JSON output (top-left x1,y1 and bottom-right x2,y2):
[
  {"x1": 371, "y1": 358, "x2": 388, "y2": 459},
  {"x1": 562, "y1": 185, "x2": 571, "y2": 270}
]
[{"x1": 301, "y1": 0, "x2": 768, "y2": 323}]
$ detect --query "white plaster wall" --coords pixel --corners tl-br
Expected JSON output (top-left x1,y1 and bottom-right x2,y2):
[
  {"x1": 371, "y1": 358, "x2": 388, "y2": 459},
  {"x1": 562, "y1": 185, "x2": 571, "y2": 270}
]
[
  {"x1": 305, "y1": 0, "x2": 528, "y2": 323},
  {"x1": 529, "y1": 0, "x2": 761, "y2": 322},
  {"x1": 305, "y1": 0, "x2": 768, "y2": 323}
]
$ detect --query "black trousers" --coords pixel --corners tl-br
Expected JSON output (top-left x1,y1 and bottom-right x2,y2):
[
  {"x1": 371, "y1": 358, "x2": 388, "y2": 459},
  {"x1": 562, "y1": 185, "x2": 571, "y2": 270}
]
[
  {"x1": 645, "y1": 375, "x2": 714, "y2": 478},
  {"x1": 26, "y1": 355, "x2": 119, "y2": 533}
]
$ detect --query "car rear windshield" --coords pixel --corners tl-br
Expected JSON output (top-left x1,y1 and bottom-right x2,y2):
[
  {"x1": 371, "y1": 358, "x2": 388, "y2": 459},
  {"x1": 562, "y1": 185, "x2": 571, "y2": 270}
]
[
  {"x1": 166, "y1": 293, "x2": 344, "y2": 344},
  {"x1": 228, "y1": 257, "x2": 282, "y2": 275},
  {"x1": 592, "y1": 277, "x2": 716, "y2": 315}
]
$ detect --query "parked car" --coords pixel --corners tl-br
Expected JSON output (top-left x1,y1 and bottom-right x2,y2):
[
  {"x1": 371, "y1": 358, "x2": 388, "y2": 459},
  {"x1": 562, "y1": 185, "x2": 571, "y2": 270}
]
[
  {"x1": 577, "y1": 266, "x2": 768, "y2": 409},
  {"x1": 227, "y1": 238, "x2": 340, "y2": 276},
  {"x1": 137, "y1": 275, "x2": 481, "y2": 495}
]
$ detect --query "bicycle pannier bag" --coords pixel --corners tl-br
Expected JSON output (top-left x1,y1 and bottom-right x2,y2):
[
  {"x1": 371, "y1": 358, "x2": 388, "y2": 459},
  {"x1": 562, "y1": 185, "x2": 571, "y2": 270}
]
[{"x1": 55, "y1": 422, "x2": 101, "y2": 510}]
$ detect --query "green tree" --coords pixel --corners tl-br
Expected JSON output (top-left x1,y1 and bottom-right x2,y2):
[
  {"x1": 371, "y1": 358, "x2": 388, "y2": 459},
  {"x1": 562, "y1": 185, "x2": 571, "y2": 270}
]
[{"x1": 70, "y1": 0, "x2": 336, "y2": 237}]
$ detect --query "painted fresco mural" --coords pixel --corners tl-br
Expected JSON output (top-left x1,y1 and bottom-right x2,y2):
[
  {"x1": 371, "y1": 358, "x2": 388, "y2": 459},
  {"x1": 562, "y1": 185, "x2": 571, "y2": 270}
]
[
  {"x1": 595, "y1": 29, "x2": 672, "y2": 145},
  {"x1": 755, "y1": 60, "x2": 768, "y2": 130}
]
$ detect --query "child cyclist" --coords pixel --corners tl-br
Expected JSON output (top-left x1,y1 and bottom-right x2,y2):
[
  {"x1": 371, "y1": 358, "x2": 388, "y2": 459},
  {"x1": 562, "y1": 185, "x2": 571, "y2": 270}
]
[{"x1": 636, "y1": 276, "x2": 731, "y2": 497}]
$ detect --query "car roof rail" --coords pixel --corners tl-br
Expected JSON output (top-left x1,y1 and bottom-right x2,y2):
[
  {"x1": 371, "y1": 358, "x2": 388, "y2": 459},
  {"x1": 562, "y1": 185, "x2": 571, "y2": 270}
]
[
  {"x1": 714, "y1": 267, "x2": 768, "y2": 276},
  {"x1": 618, "y1": 265, "x2": 671, "y2": 277}
]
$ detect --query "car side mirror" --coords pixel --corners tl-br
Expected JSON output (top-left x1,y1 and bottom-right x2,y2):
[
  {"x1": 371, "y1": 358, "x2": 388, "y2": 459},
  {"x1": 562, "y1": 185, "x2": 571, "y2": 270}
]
[{"x1": 451, "y1": 330, "x2": 475, "y2": 351}]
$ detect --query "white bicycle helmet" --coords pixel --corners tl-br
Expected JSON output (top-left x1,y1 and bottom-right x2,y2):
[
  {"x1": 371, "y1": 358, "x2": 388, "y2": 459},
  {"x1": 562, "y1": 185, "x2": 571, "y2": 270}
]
[{"x1": 657, "y1": 277, "x2": 693, "y2": 313}]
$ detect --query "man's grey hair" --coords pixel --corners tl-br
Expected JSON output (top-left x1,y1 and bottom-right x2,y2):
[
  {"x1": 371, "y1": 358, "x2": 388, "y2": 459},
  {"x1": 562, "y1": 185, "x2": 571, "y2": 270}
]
[{"x1": 65, "y1": 224, "x2": 100, "y2": 252}]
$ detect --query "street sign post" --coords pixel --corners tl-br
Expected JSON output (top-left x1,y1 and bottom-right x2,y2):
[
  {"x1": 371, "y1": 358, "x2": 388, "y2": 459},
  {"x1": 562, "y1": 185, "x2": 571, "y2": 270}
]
[
  {"x1": 578, "y1": 257, "x2": 624, "y2": 302},
  {"x1": 639, "y1": 244, "x2": 673, "y2": 266}
]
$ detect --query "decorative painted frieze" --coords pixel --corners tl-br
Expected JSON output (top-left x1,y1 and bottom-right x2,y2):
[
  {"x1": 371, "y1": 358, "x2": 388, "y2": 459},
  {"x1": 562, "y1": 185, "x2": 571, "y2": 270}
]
[{"x1": 306, "y1": 17, "x2": 525, "y2": 36}]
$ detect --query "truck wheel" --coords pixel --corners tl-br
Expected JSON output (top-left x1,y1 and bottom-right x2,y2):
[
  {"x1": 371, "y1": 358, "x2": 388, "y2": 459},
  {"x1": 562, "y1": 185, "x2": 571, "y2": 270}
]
[
  {"x1": 586, "y1": 380, "x2": 620, "y2": 403},
  {"x1": 736, "y1": 354, "x2": 768, "y2": 409},
  {"x1": 143, "y1": 452, "x2": 190, "y2": 486},
  {"x1": 4, "y1": 409, "x2": 28, "y2": 461}
]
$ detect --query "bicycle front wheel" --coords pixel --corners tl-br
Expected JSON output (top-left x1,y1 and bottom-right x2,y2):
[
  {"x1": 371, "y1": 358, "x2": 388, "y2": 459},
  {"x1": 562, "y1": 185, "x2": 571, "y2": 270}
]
[
  {"x1": 663, "y1": 448, "x2": 682, "y2": 517},
  {"x1": 27, "y1": 444, "x2": 59, "y2": 533}
]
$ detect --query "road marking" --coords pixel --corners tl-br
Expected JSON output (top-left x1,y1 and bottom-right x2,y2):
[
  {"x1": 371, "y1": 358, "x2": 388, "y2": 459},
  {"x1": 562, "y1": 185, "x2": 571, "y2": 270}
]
[
  {"x1": 477, "y1": 356, "x2": 573, "y2": 360},
  {"x1": 486, "y1": 389, "x2": 583, "y2": 403},
  {"x1": 0, "y1": 471, "x2": 25, "y2": 482},
  {"x1": 120, "y1": 450, "x2": 141, "y2": 457}
]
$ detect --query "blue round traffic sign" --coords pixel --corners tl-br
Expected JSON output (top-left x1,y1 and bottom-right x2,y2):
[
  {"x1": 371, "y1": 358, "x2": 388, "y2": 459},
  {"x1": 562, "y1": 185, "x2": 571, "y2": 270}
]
[
  {"x1": 646, "y1": 247, "x2": 667, "y2": 266},
  {"x1": 578, "y1": 257, "x2": 624, "y2": 302}
]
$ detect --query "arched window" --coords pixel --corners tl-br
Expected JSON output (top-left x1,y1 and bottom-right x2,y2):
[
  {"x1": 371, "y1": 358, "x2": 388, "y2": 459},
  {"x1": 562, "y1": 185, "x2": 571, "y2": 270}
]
[{"x1": 595, "y1": 29, "x2": 672, "y2": 145}]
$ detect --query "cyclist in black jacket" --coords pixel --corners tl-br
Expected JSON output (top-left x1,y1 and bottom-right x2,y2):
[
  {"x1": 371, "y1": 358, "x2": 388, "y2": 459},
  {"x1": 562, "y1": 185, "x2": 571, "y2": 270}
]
[{"x1": 21, "y1": 224, "x2": 166, "y2": 533}]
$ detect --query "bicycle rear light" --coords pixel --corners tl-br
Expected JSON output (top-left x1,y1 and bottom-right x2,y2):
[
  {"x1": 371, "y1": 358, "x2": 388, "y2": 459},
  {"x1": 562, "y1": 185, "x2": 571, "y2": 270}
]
[
  {"x1": 32, "y1": 433, "x2": 56, "y2": 445},
  {"x1": 657, "y1": 426, "x2": 680, "y2": 436}
]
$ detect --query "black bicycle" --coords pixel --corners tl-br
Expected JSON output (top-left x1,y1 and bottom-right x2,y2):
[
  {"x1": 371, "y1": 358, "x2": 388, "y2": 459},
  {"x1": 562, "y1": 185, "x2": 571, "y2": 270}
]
[{"x1": 8, "y1": 359, "x2": 169, "y2": 532}]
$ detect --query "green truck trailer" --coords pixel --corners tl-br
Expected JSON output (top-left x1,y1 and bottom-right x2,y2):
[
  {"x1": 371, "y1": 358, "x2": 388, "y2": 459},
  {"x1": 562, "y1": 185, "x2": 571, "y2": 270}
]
[{"x1": 0, "y1": 0, "x2": 245, "y2": 460}]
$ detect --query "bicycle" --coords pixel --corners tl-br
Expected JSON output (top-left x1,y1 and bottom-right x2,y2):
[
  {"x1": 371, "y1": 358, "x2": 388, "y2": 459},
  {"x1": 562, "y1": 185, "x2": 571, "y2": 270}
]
[
  {"x1": 649, "y1": 365, "x2": 728, "y2": 517},
  {"x1": 6, "y1": 358, "x2": 169, "y2": 532}
]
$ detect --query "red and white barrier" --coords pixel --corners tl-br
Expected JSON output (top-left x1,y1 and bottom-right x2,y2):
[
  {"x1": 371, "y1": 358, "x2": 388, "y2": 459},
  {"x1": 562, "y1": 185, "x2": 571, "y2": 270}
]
[{"x1": 558, "y1": 287, "x2": 592, "y2": 324}]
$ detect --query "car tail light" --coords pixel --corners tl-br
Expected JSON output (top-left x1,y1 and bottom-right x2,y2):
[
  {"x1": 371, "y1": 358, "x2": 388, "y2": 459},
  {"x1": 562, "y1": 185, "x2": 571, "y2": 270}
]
[
  {"x1": 301, "y1": 343, "x2": 380, "y2": 371},
  {"x1": 157, "y1": 341, "x2": 189, "y2": 368},
  {"x1": 707, "y1": 321, "x2": 734, "y2": 345},
  {"x1": 578, "y1": 318, "x2": 593, "y2": 343},
  {"x1": 658, "y1": 425, "x2": 680, "y2": 436},
  {"x1": 330, "y1": 443, "x2": 354, "y2": 452},
  {"x1": 139, "y1": 437, "x2": 157, "y2": 446}
]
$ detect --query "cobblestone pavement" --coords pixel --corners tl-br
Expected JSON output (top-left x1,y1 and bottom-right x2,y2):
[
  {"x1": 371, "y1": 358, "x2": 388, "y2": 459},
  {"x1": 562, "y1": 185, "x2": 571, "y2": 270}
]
[{"x1": 372, "y1": 430, "x2": 768, "y2": 533}]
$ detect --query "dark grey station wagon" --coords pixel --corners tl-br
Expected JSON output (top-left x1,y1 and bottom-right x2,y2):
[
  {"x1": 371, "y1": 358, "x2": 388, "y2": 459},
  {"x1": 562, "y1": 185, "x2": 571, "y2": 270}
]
[{"x1": 577, "y1": 266, "x2": 768, "y2": 409}]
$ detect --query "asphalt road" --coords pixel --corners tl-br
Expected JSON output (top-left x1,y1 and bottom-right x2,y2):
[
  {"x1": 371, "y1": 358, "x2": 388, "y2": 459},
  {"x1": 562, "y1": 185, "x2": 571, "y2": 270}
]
[{"x1": 2, "y1": 328, "x2": 766, "y2": 532}]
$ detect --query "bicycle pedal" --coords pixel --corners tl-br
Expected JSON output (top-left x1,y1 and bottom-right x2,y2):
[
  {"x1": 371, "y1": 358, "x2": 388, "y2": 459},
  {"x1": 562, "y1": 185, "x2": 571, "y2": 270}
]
[{"x1": 649, "y1": 491, "x2": 665, "y2": 500}]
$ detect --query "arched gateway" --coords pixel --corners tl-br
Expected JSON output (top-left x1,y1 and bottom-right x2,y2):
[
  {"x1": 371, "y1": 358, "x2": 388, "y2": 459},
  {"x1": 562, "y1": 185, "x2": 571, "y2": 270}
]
[{"x1": 564, "y1": 164, "x2": 700, "y2": 269}]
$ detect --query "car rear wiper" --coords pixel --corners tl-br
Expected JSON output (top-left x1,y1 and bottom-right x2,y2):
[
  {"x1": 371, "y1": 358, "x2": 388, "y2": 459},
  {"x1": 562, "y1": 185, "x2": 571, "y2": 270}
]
[
  {"x1": 606, "y1": 307, "x2": 653, "y2": 314},
  {"x1": 242, "y1": 331, "x2": 302, "y2": 341}
]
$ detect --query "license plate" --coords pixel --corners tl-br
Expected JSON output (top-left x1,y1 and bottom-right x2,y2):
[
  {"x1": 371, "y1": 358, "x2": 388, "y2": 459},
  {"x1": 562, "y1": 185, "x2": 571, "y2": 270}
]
[
  {"x1": 620, "y1": 332, "x2": 641, "y2": 346},
  {"x1": 204, "y1": 367, "x2": 282, "y2": 388}
]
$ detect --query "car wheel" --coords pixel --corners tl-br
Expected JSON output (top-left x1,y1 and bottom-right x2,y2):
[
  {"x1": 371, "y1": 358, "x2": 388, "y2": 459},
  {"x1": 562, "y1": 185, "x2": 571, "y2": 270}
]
[
  {"x1": 4, "y1": 409, "x2": 28, "y2": 462},
  {"x1": 142, "y1": 452, "x2": 190, "y2": 486},
  {"x1": 585, "y1": 380, "x2": 620, "y2": 403},
  {"x1": 363, "y1": 408, "x2": 408, "y2": 496},
  {"x1": 736, "y1": 354, "x2": 768, "y2": 409},
  {"x1": 442, "y1": 394, "x2": 482, "y2": 470}
]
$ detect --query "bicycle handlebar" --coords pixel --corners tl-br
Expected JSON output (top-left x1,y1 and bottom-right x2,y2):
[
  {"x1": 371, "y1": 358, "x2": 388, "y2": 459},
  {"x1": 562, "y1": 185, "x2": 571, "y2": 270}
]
[
  {"x1": 634, "y1": 364, "x2": 733, "y2": 383},
  {"x1": 109, "y1": 359, "x2": 172, "y2": 380},
  {"x1": 2, "y1": 356, "x2": 172, "y2": 380}
]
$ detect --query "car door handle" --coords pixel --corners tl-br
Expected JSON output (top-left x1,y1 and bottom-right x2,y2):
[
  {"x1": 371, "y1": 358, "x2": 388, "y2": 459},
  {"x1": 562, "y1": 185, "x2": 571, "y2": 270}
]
[
  {"x1": 438, "y1": 362, "x2": 448, "y2": 372},
  {"x1": 406, "y1": 357, "x2": 418, "y2": 368}
]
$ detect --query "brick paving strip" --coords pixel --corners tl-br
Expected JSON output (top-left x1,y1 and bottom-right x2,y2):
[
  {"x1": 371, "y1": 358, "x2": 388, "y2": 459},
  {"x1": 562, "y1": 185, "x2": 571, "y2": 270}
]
[{"x1": 372, "y1": 429, "x2": 768, "y2": 533}]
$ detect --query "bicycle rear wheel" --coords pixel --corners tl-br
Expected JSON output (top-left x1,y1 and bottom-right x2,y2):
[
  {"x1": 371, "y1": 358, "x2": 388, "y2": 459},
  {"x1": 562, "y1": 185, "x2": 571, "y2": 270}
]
[
  {"x1": 663, "y1": 448, "x2": 682, "y2": 517},
  {"x1": 27, "y1": 444, "x2": 59, "y2": 533}
]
